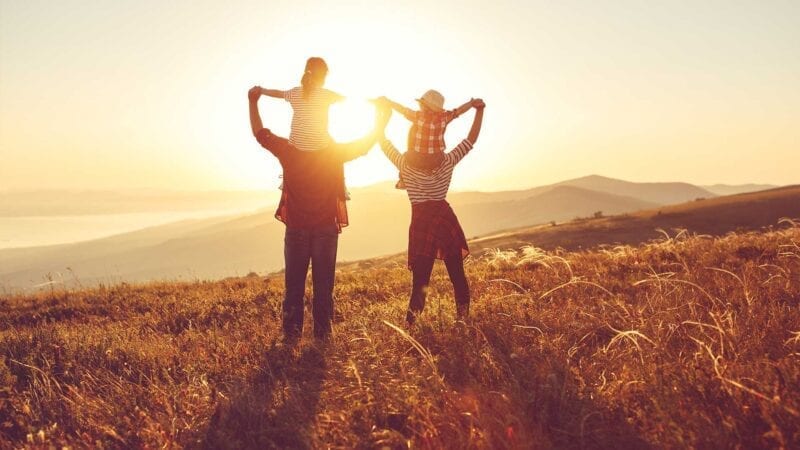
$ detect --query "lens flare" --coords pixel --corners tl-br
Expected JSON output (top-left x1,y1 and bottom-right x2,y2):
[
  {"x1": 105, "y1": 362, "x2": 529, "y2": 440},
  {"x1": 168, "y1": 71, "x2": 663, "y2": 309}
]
[{"x1": 328, "y1": 99, "x2": 375, "y2": 143}]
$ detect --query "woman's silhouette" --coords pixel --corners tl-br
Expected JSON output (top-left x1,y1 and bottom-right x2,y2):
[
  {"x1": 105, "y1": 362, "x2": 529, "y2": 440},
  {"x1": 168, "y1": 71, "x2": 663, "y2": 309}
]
[{"x1": 375, "y1": 98, "x2": 485, "y2": 324}]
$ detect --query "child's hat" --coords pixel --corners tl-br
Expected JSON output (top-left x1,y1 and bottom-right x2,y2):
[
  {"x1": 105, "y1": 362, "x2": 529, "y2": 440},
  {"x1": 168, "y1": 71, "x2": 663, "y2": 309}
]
[{"x1": 416, "y1": 89, "x2": 445, "y2": 112}]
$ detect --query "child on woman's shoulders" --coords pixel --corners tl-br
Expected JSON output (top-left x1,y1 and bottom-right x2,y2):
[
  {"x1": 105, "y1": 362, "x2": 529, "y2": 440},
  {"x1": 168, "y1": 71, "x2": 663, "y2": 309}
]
[{"x1": 378, "y1": 90, "x2": 478, "y2": 188}]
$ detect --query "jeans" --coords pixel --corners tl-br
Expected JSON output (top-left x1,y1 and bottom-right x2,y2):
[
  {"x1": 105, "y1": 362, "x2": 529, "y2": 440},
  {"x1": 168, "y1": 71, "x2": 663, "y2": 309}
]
[
  {"x1": 407, "y1": 254, "x2": 470, "y2": 324},
  {"x1": 283, "y1": 225, "x2": 339, "y2": 339}
]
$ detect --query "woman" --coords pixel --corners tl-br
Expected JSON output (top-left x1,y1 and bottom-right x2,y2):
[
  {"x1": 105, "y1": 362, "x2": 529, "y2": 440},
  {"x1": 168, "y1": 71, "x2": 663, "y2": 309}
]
[{"x1": 376, "y1": 98, "x2": 486, "y2": 324}]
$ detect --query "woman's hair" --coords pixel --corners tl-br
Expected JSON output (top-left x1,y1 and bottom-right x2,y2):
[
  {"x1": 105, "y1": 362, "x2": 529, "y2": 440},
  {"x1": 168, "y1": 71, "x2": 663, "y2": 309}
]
[{"x1": 300, "y1": 57, "x2": 329, "y2": 99}]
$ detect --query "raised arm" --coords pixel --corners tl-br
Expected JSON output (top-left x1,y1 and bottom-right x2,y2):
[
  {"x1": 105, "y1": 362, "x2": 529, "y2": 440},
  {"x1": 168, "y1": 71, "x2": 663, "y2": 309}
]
[
  {"x1": 446, "y1": 99, "x2": 485, "y2": 165},
  {"x1": 467, "y1": 99, "x2": 485, "y2": 143},
  {"x1": 373, "y1": 106, "x2": 404, "y2": 169},
  {"x1": 260, "y1": 88, "x2": 286, "y2": 99},
  {"x1": 451, "y1": 98, "x2": 474, "y2": 119},
  {"x1": 249, "y1": 86, "x2": 289, "y2": 159},
  {"x1": 378, "y1": 96, "x2": 415, "y2": 120},
  {"x1": 249, "y1": 87, "x2": 264, "y2": 136}
]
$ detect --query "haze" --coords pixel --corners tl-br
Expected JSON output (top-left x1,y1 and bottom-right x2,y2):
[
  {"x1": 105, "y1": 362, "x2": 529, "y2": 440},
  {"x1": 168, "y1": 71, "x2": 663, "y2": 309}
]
[{"x1": 1, "y1": 0, "x2": 798, "y2": 194}]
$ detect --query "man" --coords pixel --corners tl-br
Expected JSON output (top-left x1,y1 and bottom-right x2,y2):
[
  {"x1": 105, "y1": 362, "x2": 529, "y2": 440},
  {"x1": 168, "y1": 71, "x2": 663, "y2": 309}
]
[{"x1": 248, "y1": 86, "x2": 387, "y2": 341}]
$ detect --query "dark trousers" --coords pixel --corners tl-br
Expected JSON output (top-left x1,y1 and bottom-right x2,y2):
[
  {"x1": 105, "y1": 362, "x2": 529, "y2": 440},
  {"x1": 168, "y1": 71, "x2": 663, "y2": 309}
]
[
  {"x1": 283, "y1": 225, "x2": 339, "y2": 339},
  {"x1": 407, "y1": 254, "x2": 470, "y2": 324}
]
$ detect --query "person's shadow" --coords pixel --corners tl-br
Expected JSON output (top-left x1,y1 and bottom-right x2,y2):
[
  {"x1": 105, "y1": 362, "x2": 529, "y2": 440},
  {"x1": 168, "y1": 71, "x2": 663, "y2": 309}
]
[{"x1": 200, "y1": 342, "x2": 327, "y2": 449}]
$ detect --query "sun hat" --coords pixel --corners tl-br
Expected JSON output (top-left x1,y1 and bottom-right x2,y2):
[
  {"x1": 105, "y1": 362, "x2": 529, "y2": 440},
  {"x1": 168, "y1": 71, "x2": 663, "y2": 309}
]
[{"x1": 416, "y1": 89, "x2": 445, "y2": 112}]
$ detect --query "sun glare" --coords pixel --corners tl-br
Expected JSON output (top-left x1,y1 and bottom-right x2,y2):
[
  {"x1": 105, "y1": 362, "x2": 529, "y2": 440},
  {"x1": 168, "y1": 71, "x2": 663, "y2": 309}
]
[
  {"x1": 328, "y1": 99, "x2": 375, "y2": 143},
  {"x1": 327, "y1": 98, "x2": 398, "y2": 187}
]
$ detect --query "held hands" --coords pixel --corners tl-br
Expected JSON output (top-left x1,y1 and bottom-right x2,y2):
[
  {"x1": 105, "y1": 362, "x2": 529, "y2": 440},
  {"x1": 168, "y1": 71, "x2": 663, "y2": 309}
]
[
  {"x1": 369, "y1": 96, "x2": 390, "y2": 108},
  {"x1": 248, "y1": 86, "x2": 262, "y2": 102},
  {"x1": 374, "y1": 103, "x2": 392, "y2": 137}
]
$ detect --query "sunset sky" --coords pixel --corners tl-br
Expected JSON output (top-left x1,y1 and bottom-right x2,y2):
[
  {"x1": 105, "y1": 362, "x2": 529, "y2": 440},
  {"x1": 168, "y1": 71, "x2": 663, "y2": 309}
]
[{"x1": 1, "y1": 0, "x2": 798, "y2": 193}]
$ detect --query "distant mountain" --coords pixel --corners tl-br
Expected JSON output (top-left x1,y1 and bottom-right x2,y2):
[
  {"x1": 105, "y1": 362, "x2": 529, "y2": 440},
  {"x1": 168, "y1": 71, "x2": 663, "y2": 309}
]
[
  {"x1": 0, "y1": 176, "x2": 767, "y2": 291},
  {"x1": 455, "y1": 185, "x2": 657, "y2": 237},
  {"x1": 701, "y1": 184, "x2": 778, "y2": 196},
  {"x1": 552, "y1": 175, "x2": 716, "y2": 204},
  {"x1": 450, "y1": 175, "x2": 716, "y2": 206},
  {"x1": 470, "y1": 185, "x2": 800, "y2": 253}
]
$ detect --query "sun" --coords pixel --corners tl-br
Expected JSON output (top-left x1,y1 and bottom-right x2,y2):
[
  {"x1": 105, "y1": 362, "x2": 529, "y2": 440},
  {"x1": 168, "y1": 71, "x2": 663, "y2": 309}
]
[
  {"x1": 328, "y1": 98, "x2": 397, "y2": 187},
  {"x1": 328, "y1": 98, "x2": 376, "y2": 143}
]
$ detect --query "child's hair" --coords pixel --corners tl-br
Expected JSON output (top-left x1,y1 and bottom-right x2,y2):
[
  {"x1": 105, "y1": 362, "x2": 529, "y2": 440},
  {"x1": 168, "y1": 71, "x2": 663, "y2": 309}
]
[{"x1": 300, "y1": 57, "x2": 329, "y2": 100}]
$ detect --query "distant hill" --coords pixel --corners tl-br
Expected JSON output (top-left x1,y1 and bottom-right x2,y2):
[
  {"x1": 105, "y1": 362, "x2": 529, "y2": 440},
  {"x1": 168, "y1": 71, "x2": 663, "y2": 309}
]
[
  {"x1": 450, "y1": 174, "x2": 716, "y2": 206},
  {"x1": 701, "y1": 183, "x2": 778, "y2": 196},
  {"x1": 552, "y1": 175, "x2": 716, "y2": 205},
  {"x1": 0, "y1": 182, "x2": 654, "y2": 290},
  {"x1": 469, "y1": 185, "x2": 800, "y2": 253},
  {"x1": 455, "y1": 185, "x2": 656, "y2": 237},
  {"x1": 0, "y1": 176, "x2": 777, "y2": 291}
]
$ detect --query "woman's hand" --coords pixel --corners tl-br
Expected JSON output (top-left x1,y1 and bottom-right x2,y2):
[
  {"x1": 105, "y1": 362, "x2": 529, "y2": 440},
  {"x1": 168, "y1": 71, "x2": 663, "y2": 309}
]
[
  {"x1": 248, "y1": 86, "x2": 262, "y2": 102},
  {"x1": 374, "y1": 104, "x2": 392, "y2": 137},
  {"x1": 467, "y1": 100, "x2": 485, "y2": 143}
]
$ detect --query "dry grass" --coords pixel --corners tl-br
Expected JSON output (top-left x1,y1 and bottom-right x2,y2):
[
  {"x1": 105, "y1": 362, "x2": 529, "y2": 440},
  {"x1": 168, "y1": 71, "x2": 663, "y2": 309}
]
[{"x1": 1, "y1": 222, "x2": 800, "y2": 449}]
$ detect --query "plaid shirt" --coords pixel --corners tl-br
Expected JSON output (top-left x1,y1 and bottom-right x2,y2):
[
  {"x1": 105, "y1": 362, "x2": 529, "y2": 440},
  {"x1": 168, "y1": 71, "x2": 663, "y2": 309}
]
[
  {"x1": 400, "y1": 107, "x2": 459, "y2": 154},
  {"x1": 256, "y1": 129, "x2": 353, "y2": 231},
  {"x1": 408, "y1": 200, "x2": 469, "y2": 268}
]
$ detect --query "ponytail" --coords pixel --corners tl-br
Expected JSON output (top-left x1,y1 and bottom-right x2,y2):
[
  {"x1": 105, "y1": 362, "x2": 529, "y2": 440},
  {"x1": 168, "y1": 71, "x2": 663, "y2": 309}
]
[{"x1": 300, "y1": 57, "x2": 328, "y2": 100}]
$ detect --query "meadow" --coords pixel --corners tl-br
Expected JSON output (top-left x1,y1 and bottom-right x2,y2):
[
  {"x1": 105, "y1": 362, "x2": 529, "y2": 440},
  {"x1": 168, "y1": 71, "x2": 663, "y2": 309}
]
[{"x1": 1, "y1": 222, "x2": 799, "y2": 448}]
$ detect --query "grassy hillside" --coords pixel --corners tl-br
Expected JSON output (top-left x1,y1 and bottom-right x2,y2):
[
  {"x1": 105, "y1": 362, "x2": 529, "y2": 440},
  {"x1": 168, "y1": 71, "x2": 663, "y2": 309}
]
[
  {"x1": 1, "y1": 222, "x2": 799, "y2": 448},
  {"x1": 702, "y1": 183, "x2": 778, "y2": 196}
]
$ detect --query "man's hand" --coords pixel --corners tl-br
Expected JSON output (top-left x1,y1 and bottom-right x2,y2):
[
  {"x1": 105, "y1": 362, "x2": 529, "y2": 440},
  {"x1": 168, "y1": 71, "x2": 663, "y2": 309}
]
[
  {"x1": 472, "y1": 98, "x2": 485, "y2": 109},
  {"x1": 248, "y1": 86, "x2": 262, "y2": 102},
  {"x1": 369, "y1": 96, "x2": 389, "y2": 108}
]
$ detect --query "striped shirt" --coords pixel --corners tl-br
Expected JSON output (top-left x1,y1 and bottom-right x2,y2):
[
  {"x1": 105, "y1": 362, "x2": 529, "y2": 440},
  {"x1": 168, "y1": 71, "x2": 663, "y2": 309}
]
[
  {"x1": 284, "y1": 86, "x2": 343, "y2": 152},
  {"x1": 380, "y1": 138, "x2": 474, "y2": 204}
]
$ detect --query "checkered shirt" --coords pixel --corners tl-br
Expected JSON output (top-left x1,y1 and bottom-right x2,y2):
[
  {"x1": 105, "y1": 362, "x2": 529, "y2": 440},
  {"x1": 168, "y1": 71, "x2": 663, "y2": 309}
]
[{"x1": 401, "y1": 107, "x2": 459, "y2": 154}]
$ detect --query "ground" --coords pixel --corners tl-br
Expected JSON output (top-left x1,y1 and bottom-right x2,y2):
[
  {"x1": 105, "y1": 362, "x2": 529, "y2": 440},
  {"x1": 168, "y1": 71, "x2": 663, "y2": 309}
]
[{"x1": 1, "y1": 223, "x2": 799, "y2": 448}]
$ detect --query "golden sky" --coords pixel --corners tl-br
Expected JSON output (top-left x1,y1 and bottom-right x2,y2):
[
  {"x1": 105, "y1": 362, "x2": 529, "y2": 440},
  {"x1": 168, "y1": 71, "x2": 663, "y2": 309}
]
[{"x1": 1, "y1": 0, "x2": 798, "y2": 192}]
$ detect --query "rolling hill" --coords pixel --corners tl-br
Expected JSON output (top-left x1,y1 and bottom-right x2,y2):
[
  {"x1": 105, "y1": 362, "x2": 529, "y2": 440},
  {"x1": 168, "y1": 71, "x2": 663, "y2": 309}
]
[
  {"x1": 449, "y1": 174, "x2": 716, "y2": 206},
  {"x1": 701, "y1": 183, "x2": 778, "y2": 196},
  {"x1": 469, "y1": 184, "x2": 800, "y2": 253},
  {"x1": 0, "y1": 177, "x2": 789, "y2": 292}
]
